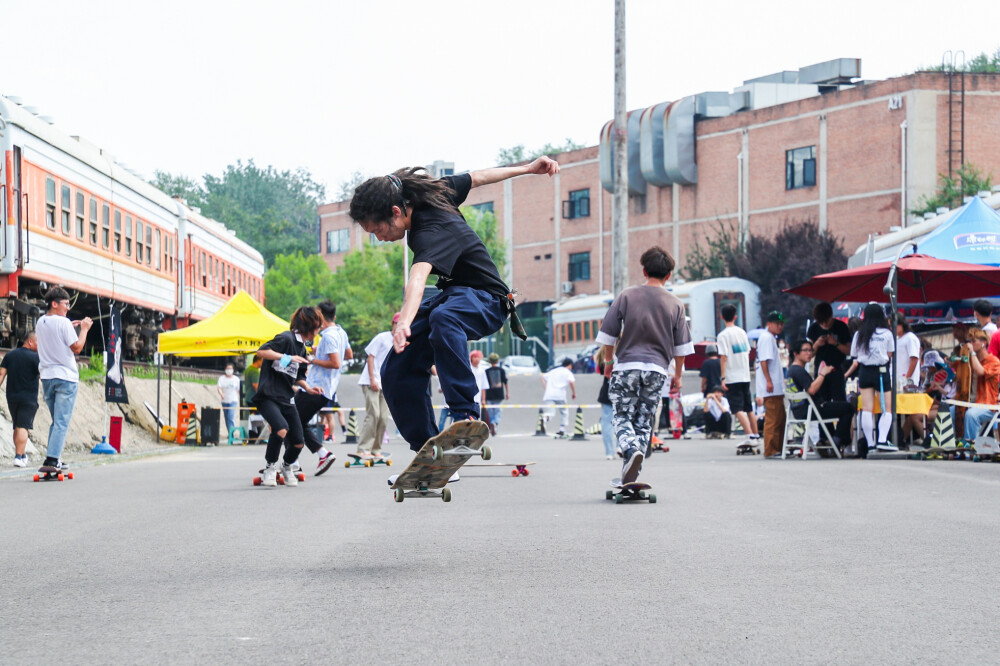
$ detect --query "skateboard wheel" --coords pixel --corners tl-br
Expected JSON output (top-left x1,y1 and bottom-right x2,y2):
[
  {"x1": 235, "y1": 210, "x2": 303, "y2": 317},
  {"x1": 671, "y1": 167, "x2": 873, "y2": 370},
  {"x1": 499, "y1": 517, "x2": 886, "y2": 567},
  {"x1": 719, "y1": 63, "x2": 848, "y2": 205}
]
[
  {"x1": 344, "y1": 461, "x2": 350, "y2": 468},
  {"x1": 393, "y1": 488, "x2": 404, "y2": 503},
  {"x1": 649, "y1": 494, "x2": 657, "y2": 503},
  {"x1": 33, "y1": 474, "x2": 40, "y2": 482},
  {"x1": 57, "y1": 473, "x2": 64, "y2": 481},
  {"x1": 364, "y1": 460, "x2": 371, "y2": 467},
  {"x1": 614, "y1": 494, "x2": 624, "y2": 504},
  {"x1": 511, "y1": 469, "x2": 519, "y2": 477},
  {"x1": 432, "y1": 445, "x2": 443, "y2": 461},
  {"x1": 297, "y1": 473, "x2": 305, "y2": 482},
  {"x1": 277, "y1": 475, "x2": 285, "y2": 485},
  {"x1": 253, "y1": 477, "x2": 261, "y2": 486},
  {"x1": 442, "y1": 487, "x2": 452, "y2": 502},
  {"x1": 606, "y1": 490, "x2": 613, "y2": 500},
  {"x1": 521, "y1": 468, "x2": 529, "y2": 476},
  {"x1": 386, "y1": 460, "x2": 392, "y2": 466},
  {"x1": 67, "y1": 473, "x2": 73, "y2": 480},
  {"x1": 482, "y1": 445, "x2": 492, "y2": 461}
]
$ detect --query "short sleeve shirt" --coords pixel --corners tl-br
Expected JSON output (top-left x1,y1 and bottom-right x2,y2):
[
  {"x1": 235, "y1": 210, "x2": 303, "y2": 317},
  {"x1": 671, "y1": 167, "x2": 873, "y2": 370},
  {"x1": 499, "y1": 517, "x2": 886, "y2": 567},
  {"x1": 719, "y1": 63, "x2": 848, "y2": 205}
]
[
  {"x1": 895, "y1": 331, "x2": 921, "y2": 384},
  {"x1": 976, "y1": 354, "x2": 1000, "y2": 406},
  {"x1": 217, "y1": 374, "x2": 240, "y2": 403},
  {"x1": 256, "y1": 331, "x2": 308, "y2": 405},
  {"x1": 407, "y1": 174, "x2": 508, "y2": 297},
  {"x1": 35, "y1": 314, "x2": 80, "y2": 382},
  {"x1": 542, "y1": 366, "x2": 575, "y2": 401},
  {"x1": 1, "y1": 347, "x2": 40, "y2": 404},
  {"x1": 850, "y1": 329, "x2": 895, "y2": 366},
  {"x1": 359, "y1": 331, "x2": 393, "y2": 387},
  {"x1": 699, "y1": 358, "x2": 722, "y2": 392},
  {"x1": 716, "y1": 326, "x2": 752, "y2": 383},
  {"x1": 484, "y1": 366, "x2": 507, "y2": 401},
  {"x1": 754, "y1": 330, "x2": 784, "y2": 398},
  {"x1": 306, "y1": 324, "x2": 350, "y2": 399},
  {"x1": 784, "y1": 364, "x2": 812, "y2": 419},
  {"x1": 807, "y1": 319, "x2": 851, "y2": 371}
]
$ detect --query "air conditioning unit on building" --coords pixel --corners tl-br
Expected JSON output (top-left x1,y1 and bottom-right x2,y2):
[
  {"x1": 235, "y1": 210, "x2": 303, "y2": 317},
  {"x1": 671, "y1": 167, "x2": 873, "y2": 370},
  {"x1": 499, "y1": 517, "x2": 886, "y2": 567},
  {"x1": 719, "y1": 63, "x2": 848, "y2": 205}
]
[{"x1": 561, "y1": 281, "x2": 574, "y2": 295}]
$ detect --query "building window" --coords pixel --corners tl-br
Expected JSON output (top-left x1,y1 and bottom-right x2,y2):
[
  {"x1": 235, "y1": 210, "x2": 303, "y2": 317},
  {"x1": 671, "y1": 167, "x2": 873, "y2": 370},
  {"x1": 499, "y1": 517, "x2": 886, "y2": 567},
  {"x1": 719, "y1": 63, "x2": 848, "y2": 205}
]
[
  {"x1": 562, "y1": 188, "x2": 591, "y2": 219},
  {"x1": 568, "y1": 251, "x2": 591, "y2": 281},
  {"x1": 469, "y1": 201, "x2": 494, "y2": 215},
  {"x1": 45, "y1": 179, "x2": 56, "y2": 230},
  {"x1": 75, "y1": 192, "x2": 85, "y2": 239},
  {"x1": 786, "y1": 146, "x2": 816, "y2": 189},
  {"x1": 61, "y1": 185, "x2": 71, "y2": 234},
  {"x1": 326, "y1": 228, "x2": 350, "y2": 253}
]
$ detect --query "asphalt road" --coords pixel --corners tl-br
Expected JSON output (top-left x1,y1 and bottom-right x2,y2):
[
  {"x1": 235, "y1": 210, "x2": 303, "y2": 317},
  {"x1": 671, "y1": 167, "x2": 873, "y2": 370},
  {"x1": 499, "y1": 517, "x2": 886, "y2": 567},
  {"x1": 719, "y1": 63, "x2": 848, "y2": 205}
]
[{"x1": 3, "y1": 419, "x2": 999, "y2": 665}]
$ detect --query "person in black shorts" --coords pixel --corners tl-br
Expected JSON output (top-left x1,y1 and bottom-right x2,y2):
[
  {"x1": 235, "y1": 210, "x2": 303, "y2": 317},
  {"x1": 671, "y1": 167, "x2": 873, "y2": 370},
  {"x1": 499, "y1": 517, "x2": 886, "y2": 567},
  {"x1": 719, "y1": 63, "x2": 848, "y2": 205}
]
[
  {"x1": 349, "y1": 157, "x2": 559, "y2": 463},
  {"x1": 807, "y1": 302, "x2": 852, "y2": 402},
  {"x1": 252, "y1": 307, "x2": 324, "y2": 487},
  {"x1": 0, "y1": 332, "x2": 40, "y2": 468},
  {"x1": 844, "y1": 304, "x2": 895, "y2": 454}
]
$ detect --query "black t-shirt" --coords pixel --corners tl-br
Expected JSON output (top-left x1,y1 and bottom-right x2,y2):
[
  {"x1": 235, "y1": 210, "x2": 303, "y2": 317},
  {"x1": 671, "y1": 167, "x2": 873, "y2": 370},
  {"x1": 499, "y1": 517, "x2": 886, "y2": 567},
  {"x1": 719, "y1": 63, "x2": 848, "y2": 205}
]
[
  {"x1": 807, "y1": 319, "x2": 851, "y2": 373},
  {"x1": 699, "y1": 357, "x2": 722, "y2": 393},
  {"x1": 408, "y1": 174, "x2": 509, "y2": 297},
  {"x1": 1, "y1": 347, "x2": 40, "y2": 404},
  {"x1": 254, "y1": 331, "x2": 308, "y2": 405},
  {"x1": 484, "y1": 366, "x2": 507, "y2": 401},
  {"x1": 785, "y1": 364, "x2": 812, "y2": 419}
]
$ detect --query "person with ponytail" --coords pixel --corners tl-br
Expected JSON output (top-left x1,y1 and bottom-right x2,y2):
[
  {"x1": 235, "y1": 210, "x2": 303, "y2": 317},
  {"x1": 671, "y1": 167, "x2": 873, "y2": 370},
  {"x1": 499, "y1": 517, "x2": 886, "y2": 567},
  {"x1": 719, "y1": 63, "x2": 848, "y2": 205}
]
[
  {"x1": 349, "y1": 157, "x2": 559, "y2": 460},
  {"x1": 844, "y1": 303, "x2": 895, "y2": 455}
]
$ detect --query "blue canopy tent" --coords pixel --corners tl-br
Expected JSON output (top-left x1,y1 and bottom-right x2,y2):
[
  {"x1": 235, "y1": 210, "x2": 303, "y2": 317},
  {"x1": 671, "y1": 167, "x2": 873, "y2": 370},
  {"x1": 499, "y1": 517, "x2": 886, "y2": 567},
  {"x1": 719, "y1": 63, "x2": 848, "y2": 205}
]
[{"x1": 915, "y1": 196, "x2": 1000, "y2": 265}]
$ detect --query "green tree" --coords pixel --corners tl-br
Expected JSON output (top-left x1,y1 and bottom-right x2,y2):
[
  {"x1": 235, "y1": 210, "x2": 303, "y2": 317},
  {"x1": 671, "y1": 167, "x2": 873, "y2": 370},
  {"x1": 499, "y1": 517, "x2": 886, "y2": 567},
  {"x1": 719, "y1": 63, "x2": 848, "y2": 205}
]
[
  {"x1": 149, "y1": 171, "x2": 205, "y2": 207},
  {"x1": 926, "y1": 47, "x2": 1000, "y2": 73},
  {"x1": 680, "y1": 219, "x2": 740, "y2": 281},
  {"x1": 911, "y1": 162, "x2": 993, "y2": 216},
  {"x1": 327, "y1": 244, "x2": 408, "y2": 348},
  {"x1": 461, "y1": 207, "x2": 507, "y2": 276},
  {"x1": 496, "y1": 138, "x2": 585, "y2": 166},
  {"x1": 263, "y1": 252, "x2": 338, "y2": 320},
  {"x1": 338, "y1": 170, "x2": 367, "y2": 201}
]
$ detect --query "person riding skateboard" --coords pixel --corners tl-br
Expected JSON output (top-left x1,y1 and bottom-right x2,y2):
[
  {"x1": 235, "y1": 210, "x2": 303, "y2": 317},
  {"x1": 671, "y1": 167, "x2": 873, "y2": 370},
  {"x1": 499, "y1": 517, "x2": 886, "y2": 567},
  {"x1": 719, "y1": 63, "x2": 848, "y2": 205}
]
[{"x1": 347, "y1": 157, "x2": 559, "y2": 483}]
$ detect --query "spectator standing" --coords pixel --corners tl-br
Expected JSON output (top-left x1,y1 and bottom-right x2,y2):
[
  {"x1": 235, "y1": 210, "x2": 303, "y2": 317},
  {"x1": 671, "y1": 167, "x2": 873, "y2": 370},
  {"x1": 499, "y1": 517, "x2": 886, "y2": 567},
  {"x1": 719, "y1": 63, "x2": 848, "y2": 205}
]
[
  {"x1": 895, "y1": 315, "x2": 921, "y2": 390},
  {"x1": 596, "y1": 246, "x2": 692, "y2": 485},
  {"x1": 243, "y1": 356, "x2": 261, "y2": 407},
  {"x1": 0, "y1": 332, "x2": 40, "y2": 467},
  {"x1": 35, "y1": 287, "x2": 92, "y2": 471},
  {"x1": 755, "y1": 311, "x2": 787, "y2": 459},
  {"x1": 484, "y1": 353, "x2": 508, "y2": 434},
  {"x1": 807, "y1": 302, "x2": 852, "y2": 403},
  {"x1": 541, "y1": 358, "x2": 576, "y2": 437},
  {"x1": 216, "y1": 363, "x2": 241, "y2": 438},
  {"x1": 844, "y1": 303, "x2": 896, "y2": 454},
  {"x1": 974, "y1": 299, "x2": 997, "y2": 340},
  {"x1": 699, "y1": 347, "x2": 721, "y2": 397},
  {"x1": 596, "y1": 350, "x2": 616, "y2": 460},
  {"x1": 357, "y1": 318, "x2": 395, "y2": 460},
  {"x1": 297, "y1": 301, "x2": 348, "y2": 474},
  {"x1": 717, "y1": 303, "x2": 760, "y2": 449}
]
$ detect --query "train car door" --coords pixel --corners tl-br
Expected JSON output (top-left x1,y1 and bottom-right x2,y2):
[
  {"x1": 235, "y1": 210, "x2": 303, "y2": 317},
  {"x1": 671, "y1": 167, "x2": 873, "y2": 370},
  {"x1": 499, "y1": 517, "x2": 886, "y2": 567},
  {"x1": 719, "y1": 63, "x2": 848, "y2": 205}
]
[{"x1": 13, "y1": 145, "x2": 25, "y2": 268}]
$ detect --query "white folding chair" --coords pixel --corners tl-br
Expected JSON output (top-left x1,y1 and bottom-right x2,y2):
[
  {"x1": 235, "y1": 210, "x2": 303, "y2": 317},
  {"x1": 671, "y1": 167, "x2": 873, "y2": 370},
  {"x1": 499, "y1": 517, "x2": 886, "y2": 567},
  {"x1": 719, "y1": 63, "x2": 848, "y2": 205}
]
[{"x1": 782, "y1": 390, "x2": 842, "y2": 459}]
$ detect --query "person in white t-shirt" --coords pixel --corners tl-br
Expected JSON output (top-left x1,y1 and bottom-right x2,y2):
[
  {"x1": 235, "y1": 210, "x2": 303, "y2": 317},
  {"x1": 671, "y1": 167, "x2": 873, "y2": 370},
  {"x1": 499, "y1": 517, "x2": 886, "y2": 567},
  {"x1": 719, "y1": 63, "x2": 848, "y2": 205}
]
[
  {"x1": 716, "y1": 303, "x2": 759, "y2": 447},
  {"x1": 845, "y1": 303, "x2": 896, "y2": 454},
  {"x1": 895, "y1": 314, "x2": 921, "y2": 388},
  {"x1": 974, "y1": 299, "x2": 997, "y2": 339},
  {"x1": 541, "y1": 358, "x2": 576, "y2": 437},
  {"x1": 703, "y1": 386, "x2": 732, "y2": 438},
  {"x1": 754, "y1": 311, "x2": 786, "y2": 458},
  {"x1": 357, "y1": 317, "x2": 396, "y2": 459},
  {"x1": 216, "y1": 363, "x2": 241, "y2": 438},
  {"x1": 35, "y1": 287, "x2": 92, "y2": 471}
]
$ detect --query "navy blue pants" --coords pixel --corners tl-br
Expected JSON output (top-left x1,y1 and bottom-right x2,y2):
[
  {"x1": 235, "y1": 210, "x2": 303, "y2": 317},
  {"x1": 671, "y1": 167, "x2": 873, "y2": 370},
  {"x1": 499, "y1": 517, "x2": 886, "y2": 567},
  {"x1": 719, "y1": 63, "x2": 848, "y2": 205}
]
[{"x1": 382, "y1": 286, "x2": 506, "y2": 451}]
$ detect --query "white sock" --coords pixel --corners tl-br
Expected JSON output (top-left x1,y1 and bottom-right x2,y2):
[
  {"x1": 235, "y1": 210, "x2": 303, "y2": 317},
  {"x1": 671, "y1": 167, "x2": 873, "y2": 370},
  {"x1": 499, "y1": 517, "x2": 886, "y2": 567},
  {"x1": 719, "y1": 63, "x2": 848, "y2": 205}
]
[
  {"x1": 861, "y1": 411, "x2": 875, "y2": 446},
  {"x1": 317, "y1": 447, "x2": 329, "y2": 458},
  {"x1": 877, "y1": 413, "x2": 892, "y2": 443}
]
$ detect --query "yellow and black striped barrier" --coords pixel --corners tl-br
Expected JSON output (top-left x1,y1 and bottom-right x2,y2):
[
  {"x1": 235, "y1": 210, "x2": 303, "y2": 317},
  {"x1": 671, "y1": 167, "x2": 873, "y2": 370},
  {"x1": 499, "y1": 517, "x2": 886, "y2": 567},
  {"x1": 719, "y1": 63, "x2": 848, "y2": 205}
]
[{"x1": 345, "y1": 409, "x2": 359, "y2": 444}]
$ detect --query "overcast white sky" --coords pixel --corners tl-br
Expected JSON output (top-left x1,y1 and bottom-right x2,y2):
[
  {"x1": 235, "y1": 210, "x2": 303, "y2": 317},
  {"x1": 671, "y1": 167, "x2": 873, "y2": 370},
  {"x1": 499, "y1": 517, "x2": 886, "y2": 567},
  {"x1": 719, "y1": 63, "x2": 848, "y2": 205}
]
[{"x1": 4, "y1": 0, "x2": 999, "y2": 200}]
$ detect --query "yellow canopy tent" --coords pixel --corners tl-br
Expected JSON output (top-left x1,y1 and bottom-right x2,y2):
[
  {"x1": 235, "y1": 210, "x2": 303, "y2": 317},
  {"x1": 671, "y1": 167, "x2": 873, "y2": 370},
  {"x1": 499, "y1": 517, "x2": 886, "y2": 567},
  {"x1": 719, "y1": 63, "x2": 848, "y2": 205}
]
[{"x1": 158, "y1": 290, "x2": 288, "y2": 357}]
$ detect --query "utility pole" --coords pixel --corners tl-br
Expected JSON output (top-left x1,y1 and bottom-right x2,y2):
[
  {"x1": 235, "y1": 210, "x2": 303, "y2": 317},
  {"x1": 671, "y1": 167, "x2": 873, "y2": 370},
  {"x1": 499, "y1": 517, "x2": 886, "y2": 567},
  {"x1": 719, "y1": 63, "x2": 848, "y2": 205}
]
[{"x1": 612, "y1": 0, "x2": 628, "y2": 295}]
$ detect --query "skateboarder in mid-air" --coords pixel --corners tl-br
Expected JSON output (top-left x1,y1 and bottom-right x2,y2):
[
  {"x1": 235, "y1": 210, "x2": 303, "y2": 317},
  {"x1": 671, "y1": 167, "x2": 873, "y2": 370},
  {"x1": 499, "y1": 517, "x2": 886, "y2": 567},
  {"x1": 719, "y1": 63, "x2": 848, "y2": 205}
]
[
  {"x1": 595, "y1": 247, "x2": 692, "y2": 486},
  {"x1": 348, "y1": 156, "x2": 560, "y2": 483}
]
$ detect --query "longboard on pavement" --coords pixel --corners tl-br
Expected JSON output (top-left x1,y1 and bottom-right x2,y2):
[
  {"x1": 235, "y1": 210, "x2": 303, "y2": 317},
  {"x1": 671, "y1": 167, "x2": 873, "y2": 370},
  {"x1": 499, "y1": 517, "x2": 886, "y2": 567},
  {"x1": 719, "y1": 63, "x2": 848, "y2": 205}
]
[
  {"x1": 464, "y1": 461, "x2": 536, "y2": 477},
  {"x1": 391, "y1": 420, "x2": 491, "y2": 502},
  {"x1": 606, "y1": 480, "x2": 655, "y2": 504},
  {"x1": 34, "y1": 465, "x2": 73, "y2": 482},
  {"x1": 736, "y1": 441, "x2": 761, "y2": 455},
  {"x1": 345, "y1": 452, "x2": 392, "y2": 468},
  {"x1": 252, "y1": 467, "x2": 305, "y2": 486}
]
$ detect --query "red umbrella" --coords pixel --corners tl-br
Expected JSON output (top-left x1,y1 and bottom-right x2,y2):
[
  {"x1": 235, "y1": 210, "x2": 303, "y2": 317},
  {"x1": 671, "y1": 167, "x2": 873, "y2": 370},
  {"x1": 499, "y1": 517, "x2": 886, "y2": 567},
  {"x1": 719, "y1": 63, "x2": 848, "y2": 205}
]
[{"x1": 784, "y1": 253, "x2": 1000, "y2": 303}]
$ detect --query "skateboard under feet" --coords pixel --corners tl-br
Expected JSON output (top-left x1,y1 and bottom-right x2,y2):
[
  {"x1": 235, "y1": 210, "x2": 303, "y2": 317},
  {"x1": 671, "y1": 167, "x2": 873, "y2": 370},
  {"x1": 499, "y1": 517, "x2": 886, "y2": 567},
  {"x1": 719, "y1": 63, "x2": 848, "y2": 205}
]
[
  {"x1": 606, "y1": 480, "x2": 655, "y2": 504},
  {"x1": 252, "y1": 467, "x2": 306, "y2": 486},
  {"x1": 33, "y1": 465, "x2": 73, "y2": 482},
  {"x1": 736, "y1": 442, "x2": 760, "y2": 455},
  {"x1": 344, "y1": 452, "x2": 392, "y2": 468},
  {"x1": 391, "y1": 420, "x2": 491, "y2": 502}
]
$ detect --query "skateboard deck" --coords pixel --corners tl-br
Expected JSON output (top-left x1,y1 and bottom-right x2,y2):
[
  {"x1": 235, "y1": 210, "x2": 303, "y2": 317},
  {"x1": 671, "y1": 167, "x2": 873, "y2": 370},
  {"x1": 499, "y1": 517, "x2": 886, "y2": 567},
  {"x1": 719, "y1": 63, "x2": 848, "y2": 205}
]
[
  {"x1": 736, "y1": 441, "x2": 760, "y2": 455},
  {"x1": 345, "y1": 452, "x2": 392, "y2": 468},
  {"x1": 252, "y1": 467, "x2": 305, "y2": 486},
  {"x1": 391, "y1": 420, "x2": 491, "y2": 502},
  {"x1": 464, "y1": 461, "x2": 536, "y2": 477},
  {"x1": 606, "y1": 480, "x2": 655, "y2": 504},
  {"x1": 952, "y1": 350, "x2": 972, "y2": 440},
  {"x1": 33, "y1": 465, "x2": 73, "y2": 482}
]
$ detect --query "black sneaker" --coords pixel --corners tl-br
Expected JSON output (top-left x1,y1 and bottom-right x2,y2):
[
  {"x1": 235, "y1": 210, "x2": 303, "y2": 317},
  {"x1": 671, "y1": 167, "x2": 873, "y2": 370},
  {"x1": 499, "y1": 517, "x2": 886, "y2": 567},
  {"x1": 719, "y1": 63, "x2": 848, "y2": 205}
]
[{"x1": 621, "y1": 446, "x2": 644, "y2": 484}]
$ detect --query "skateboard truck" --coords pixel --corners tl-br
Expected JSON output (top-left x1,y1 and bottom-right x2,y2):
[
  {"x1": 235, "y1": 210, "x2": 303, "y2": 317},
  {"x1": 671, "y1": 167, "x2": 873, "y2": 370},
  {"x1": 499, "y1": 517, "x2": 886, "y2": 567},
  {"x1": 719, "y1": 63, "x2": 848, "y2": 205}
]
[
  {"x1": 393, "y1": 485, "x2": 453, "y2": 502},
  {"x1": 433, "y1": 442, "x2": 492, "y2": 461}
]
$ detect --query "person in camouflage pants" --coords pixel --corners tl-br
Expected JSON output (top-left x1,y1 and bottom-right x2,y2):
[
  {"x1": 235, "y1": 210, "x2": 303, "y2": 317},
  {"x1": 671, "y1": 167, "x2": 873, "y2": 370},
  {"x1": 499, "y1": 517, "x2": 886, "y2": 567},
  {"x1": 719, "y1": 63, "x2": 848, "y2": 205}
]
[{"x1": 608, "y1": 370, "x2": 666, "y2": 457}]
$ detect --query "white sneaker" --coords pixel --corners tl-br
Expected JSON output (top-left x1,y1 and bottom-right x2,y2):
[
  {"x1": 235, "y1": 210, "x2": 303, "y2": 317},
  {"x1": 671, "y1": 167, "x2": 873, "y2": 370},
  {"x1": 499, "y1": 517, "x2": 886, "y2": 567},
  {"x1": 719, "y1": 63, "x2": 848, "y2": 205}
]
[
  {"x1": 281, "y1": 464, "x2": 299, "y2": 487},
  {"x1": 387, "y1": 474, "x2": 400, "y2": 487},
  {"x1": 876, "y1": 443, "x2": 899, "y2": 452},
  {"x1": 13, "y1": 455, "x2": 27, "y2": 468},
  {"x1": 261, "y1": 464, "x2": 278, "y2": 487},
  {"x1": 605, "y1": 455, "x2": 614, "y2": 460}
]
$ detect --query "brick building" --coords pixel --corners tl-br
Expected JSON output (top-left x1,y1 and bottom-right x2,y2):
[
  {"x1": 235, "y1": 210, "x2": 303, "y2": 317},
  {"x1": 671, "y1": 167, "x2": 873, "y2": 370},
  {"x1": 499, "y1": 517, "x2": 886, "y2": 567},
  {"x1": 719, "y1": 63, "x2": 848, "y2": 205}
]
[{"x1": 318, "y1": 60, "x2": 1000, "y2": 309}]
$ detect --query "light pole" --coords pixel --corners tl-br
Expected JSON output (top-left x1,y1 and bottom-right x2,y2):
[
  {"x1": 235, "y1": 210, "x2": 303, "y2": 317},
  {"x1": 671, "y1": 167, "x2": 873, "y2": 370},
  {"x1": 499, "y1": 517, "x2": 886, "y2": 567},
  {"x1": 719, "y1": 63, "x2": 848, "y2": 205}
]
[{"x1": 612, "y1": 0, "x2": 628, "y2": 295}]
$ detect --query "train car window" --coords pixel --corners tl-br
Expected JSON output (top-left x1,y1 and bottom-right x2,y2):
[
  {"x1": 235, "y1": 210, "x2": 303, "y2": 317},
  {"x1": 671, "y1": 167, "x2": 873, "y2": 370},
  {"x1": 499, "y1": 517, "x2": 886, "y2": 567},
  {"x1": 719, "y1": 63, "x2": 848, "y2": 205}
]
[
  {"x1": 200, "y1": 253, "x2": 207, "y2": 287},
  {"x1": 155, "y1": 230, "x2": 161, "y2": 270},
  {"x1": 135, "y1": 220, "x2": 144, "y2": 262},
  {"x1": 90, "y1": 199, "x2": 98, "y2": 245},
  {"x1": 125, "y1": 216, "x2": 133, "y2": 257},
  {"x1": 76, "y1": 192, "x2": 85, "y2": 239},
  {"x1": 114, "y1": 211, "x2": 122, "y2": 253},
  {"x1": 145, "y1": 226, "x2": 152, "y2": 264},
  {"x1": 61, "y1": 185, "x2": 71, "y2": 235},
  {"x1": 46, "y1": 179, "x2": 56, "y2": 230},
  {"x1": 102, "y1": 204, "x2": 110, "y2": 249}
]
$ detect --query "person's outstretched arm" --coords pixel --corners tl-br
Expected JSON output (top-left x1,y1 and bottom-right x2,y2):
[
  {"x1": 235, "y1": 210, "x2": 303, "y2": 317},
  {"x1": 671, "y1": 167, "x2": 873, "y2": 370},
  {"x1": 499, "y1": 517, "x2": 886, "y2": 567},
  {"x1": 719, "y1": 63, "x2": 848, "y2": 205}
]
[
  {"x1": 470, "y1": 156, "x2": 559, "y2": 188},
  {"x1": 393, "y1": 262, "x2": 433, "y2": 353}
]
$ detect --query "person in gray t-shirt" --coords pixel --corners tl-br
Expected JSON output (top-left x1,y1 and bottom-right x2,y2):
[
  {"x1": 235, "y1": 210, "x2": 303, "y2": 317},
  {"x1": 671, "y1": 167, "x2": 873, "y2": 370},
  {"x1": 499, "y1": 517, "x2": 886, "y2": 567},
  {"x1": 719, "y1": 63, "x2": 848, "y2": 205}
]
[{"x1": 595, "y1": 247, "x2": 693, "y2": 486}]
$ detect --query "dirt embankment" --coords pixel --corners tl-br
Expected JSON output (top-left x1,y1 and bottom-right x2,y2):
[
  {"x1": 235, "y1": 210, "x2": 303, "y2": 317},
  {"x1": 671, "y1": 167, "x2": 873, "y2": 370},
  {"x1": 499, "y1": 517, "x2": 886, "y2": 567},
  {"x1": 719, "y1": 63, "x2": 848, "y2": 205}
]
[{"x1": 0, "y1": 376, "x2": 227, "y2": 463}]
